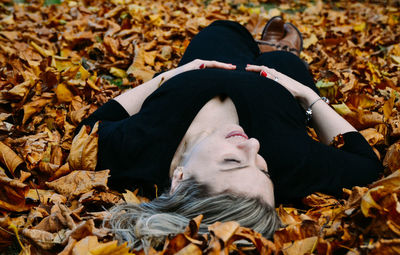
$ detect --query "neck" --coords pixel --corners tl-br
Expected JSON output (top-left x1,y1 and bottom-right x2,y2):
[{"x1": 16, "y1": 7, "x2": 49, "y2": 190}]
[{"x1": 169, "y1": 96, "x2": 239, "y2": 176}]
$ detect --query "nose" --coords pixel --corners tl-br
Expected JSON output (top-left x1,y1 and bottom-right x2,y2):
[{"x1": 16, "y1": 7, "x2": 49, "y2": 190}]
[
  {"x1": 237, "y1": 137, "x2": 260, "y2": 152},
  {"x1": 237, "y1": 138, "x2": 268, "y2": 170},
  {"x1": 237, "y1": 137, "x2": 260, "y2": 159}
]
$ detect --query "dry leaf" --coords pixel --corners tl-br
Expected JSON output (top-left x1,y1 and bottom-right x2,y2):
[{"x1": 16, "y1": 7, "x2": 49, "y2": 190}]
[
  {"x1": 68, "y1": 122, "x2": 99, "y2": 171},
  {"x1": 45, "y1": 170, "x2": 109, "y2": 198},
  {"x1": 0, "y1": 141, "x2": 23, "y2": 175}
]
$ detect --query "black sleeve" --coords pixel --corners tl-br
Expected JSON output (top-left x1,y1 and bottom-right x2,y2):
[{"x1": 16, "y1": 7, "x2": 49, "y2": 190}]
[
  {"x1": 277, "y1": 131, "x2": 383, "y2": 204},
  {"x1": 75, "y1": 100, "x2": 129, "y2": 134},
  {"x1": 308, "y1": 131, "x2": 382, "y2": 196}
]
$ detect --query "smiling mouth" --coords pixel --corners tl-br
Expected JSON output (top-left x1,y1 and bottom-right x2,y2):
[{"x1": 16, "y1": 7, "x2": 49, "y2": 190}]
[{"x1": 225, "y1": 131, "x2": 249, "y2": 140}]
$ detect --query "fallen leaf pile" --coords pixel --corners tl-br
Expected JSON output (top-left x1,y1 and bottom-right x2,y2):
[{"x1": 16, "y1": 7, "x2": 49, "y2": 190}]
[{"x1": 0, "y1": 0, "x2": 399, "y2": 254}]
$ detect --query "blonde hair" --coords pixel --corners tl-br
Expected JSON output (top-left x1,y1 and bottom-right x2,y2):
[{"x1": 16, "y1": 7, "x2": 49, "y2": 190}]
[{"x1": 107, "y1": 178, "x2": 281, "y2": 250}]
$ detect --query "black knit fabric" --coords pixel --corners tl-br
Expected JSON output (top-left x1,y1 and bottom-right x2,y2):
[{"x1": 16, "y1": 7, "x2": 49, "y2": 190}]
[{"x1": 78, "y1": 21, "x2": 382, "y2": 204}]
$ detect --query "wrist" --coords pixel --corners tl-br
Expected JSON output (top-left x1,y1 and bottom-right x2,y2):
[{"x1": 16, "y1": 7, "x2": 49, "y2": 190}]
[{"x1": 297, "y1": 87, "x2": 320, "y2": 110}]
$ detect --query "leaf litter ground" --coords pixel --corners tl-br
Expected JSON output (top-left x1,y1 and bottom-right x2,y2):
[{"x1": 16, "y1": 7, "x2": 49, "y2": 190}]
[{"x1": 0, "y1": 0, "x2": 400, "y2": 254}]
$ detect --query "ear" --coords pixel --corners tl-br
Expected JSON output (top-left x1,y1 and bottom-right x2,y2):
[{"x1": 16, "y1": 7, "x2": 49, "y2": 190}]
[{"x1": 170, "y1": 167, "x2": 184, "y2": 194}]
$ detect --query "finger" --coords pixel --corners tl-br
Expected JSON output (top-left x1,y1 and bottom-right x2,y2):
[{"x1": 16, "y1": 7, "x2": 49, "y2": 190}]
[
  {"x1": 245, "y1": 66, "x2": 262, "y2": 72},
  {"x1": 202, "y1": 61, "x2": 236, "y2": 69},
  {"x1": 245, "y1": 64, "x2": 264, "y2": 71}
]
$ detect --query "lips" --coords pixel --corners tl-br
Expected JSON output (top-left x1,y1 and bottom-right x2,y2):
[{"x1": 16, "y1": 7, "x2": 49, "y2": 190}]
[{"x1": 225, "y1": 131, "x2": 249, "y2": 140}]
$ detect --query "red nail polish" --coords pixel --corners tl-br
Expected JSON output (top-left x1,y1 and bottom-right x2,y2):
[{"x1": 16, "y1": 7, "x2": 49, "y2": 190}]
[
  {"x1": 199, "y1": 64, "x2": 205, "y2": 69},
  {"x1": 260, "y1": 71, "x2": 267, "y2": 77}
]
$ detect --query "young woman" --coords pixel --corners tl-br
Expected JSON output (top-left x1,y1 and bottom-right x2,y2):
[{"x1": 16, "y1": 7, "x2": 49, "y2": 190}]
[{"x1": 77, "y1": 19, "x2": 382, "y2": 249}]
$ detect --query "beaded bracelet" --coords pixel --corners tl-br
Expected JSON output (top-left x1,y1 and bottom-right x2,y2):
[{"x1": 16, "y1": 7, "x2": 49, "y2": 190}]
[{"x1": 305, "y1": 96, "x2": 329, "y2": 123}]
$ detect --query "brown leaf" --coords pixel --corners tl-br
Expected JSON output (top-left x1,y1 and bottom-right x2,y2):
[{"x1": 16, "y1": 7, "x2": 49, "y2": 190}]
[
  {"x1": 0, "y1": 141, "x2": 23, "y2": 175},
  {"x1": 22, "y1": 93, "x2": 53, "y2": 125},
  {"x1": 0, "y1": 168, "x2": 31, "y2": 212},
  {"x1": 122, "y1": 189, "x2": 141, "y2": 204},
  {"x1": 21, "y1": 228, "x2": 62, "y2": 250},
  {"x1": 45, "y1": 170, "x2": 109, "y2": 198},
  {"x1": 369, "y1": 239, "x2": 400, "y2": 254},
  {"x1": 383, "y1": 141, "x2": 400, "y2": 172},
  {"x1": 127, "y1": 46, "x2": 155, "y2": 82},
  {"x1": 175, "y1": 243, "x2": 202, "y2": 255},
  {"x1": 360, "y1": 128, "x2": 384, "y2": 146},
  {"x1": 282, "y1": 236, "x2": 318, "y2": 255},
  {"x1": 303, "y1": 192, "x2": 339, "y2": 207},
  {"x1": 68, "y1": 122, "x2": 98, "y2": 171},
  {"x1": 208, "y1": 221, "x2": 240, "y2": 244},
  {"x1": 277, "y1": 206, "x2": 302, "y2": 226},
  {"x1": 48, "y1": 162, "x2": 71, "y2": 181}
]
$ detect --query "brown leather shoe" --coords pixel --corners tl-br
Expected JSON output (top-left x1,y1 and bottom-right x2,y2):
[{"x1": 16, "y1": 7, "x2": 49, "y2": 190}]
[
  {"x1": 277, "y1": 23, "x2": 303, "y2": 56},
  {"x1": 256, "y1": 16, "x2": 285, "y2": 53}
]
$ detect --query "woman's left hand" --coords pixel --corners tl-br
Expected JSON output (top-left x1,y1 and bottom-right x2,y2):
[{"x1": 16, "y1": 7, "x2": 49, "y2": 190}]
[{"x1": 245, "y1": 64, "x2": 315, "y2": 107}]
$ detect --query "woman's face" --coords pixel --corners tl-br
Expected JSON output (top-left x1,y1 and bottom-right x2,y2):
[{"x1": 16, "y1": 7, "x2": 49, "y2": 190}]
[{"x1": 174, "y1": 124, "x2": 274, "y2": 206}]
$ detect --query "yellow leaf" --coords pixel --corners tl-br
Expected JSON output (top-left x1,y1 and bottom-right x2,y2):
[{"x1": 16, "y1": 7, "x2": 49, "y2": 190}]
[
  {"x1": 368, "y1": 62, "x2": 381, "y2": 84},
  {"x1": 122, "y1": 189, "x2": 141, "y2": 204},
  {"x1": 331, "y1": 102, "x2": 353, "y2": 115},
  {"x1": 303, "y1": 34, "x2": 318, "y2": 49},
  {"x1": 30, "y1": 41, "x2": 53, "y2": 57},
  {"x1": 55, "y1": 59, "x2": 75, "y2": 72},
  {"x1": 71, "y1": 236, "x2": 134, "y2": 255},
  {"x1": 391, "y1": 55, "x2": 400, "y2": 65},
  {"x1": 90, "y1": 240, "x2": 134, "y2": 255},
  {"x1": 78, "y1": 65, "x2": 90, "y2": 80},
  {"x1": 55, "y1": 83, "x2": 74, "y2": 103},
  {"x1": 383, "y1": 93, "x2": 396, "y2": 121},
  {"x1": 86, "y1": 79, "x2": 101, "y2": 91},
  {"x1": 110, "y1": 67, "x2": 128, "y2": 78},
  {"x1": 361, "y1": 186, "x2": 384, "y2": 217},
  {"x1": 353, "y1": 22, "x2": 366, "y2": 32},
  {"x1": 143, "y1": 51, "x2": 157, "y2": 66}
]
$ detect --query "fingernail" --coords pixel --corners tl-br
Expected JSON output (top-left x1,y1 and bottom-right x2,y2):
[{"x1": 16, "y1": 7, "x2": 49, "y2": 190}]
[
  {"x1": 260, "y1": 70, "x2": 267, "y2": 77},
  {"x1": 199, "y1": 64, "x2": 205, "y2": 69}
]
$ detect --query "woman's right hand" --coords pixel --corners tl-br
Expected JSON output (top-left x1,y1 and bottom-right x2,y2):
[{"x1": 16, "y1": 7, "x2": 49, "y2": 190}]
[{"x1": 245, "y1": 64, "x2": 318, "y2": 109}]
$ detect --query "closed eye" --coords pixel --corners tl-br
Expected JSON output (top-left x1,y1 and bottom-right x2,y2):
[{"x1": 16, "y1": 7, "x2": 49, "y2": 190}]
[{"x1": 224, "y1": 158, "x2": 241, "y2": 164}]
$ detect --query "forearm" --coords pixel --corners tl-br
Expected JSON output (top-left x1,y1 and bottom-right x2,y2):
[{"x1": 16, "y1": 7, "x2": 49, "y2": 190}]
[
  {"x1": 114, "y1": 59, "x2": 236, "y2": 116},
  {"x1": 299, "y1": 87, "x2": 357, "y2": 144},
  {"x1": 114, "y1": 69, "x2": 175, "y2": 116},
  {"x1": 245, "y1": 64, "x2": 358, "y2": 145}
]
